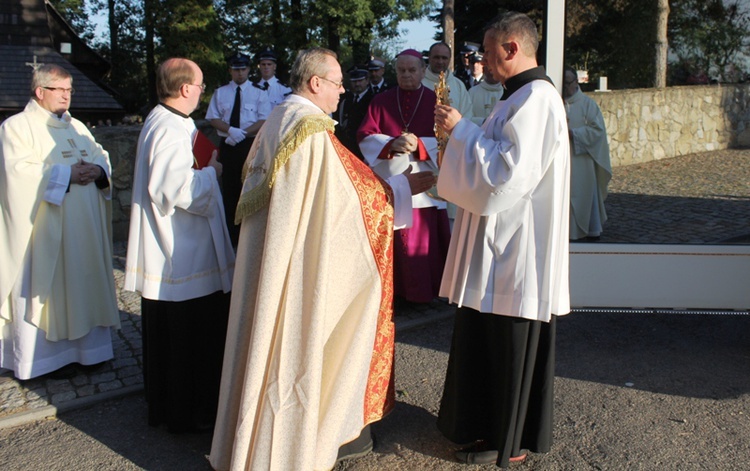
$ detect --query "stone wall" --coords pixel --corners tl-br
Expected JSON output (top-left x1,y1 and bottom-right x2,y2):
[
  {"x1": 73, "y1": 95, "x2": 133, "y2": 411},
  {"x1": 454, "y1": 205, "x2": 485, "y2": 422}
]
[
  {"x1": 96, "y1": 86, "x2": 750, "y2": 242},
  {"x1": 588, "y1": 83, "x2": 750, "y2": 167}
]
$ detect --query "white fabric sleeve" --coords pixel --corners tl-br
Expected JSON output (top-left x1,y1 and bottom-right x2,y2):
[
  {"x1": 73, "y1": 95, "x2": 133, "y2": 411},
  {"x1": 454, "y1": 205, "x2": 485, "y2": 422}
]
[
  {"x1": 437, "y1": 93, "x2": 557, "y2": 216},
  {"x1": 359, "y1": 134, "x2": 395, "y2": 165},
  {"x1": 44, "y1": 164, "x2": 71, "y2": 206},
  {"x1": 386, "y1": 173, "x2": 413, "y2": 230},
  {"x1": 148, "y1": 137, "x2": 219, "y2": 218}
]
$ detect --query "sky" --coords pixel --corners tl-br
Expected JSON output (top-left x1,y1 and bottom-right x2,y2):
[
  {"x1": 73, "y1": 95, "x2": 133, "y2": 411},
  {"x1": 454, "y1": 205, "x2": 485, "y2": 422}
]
[{"x1": 399, "y1": 18, "x2": 438, "y2": 53}]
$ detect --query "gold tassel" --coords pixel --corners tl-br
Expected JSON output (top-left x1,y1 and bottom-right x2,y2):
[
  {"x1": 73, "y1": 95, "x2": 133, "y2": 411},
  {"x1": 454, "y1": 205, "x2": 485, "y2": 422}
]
[{"x1": 234, "y1": 114, "x2": 334, "y2": 223}]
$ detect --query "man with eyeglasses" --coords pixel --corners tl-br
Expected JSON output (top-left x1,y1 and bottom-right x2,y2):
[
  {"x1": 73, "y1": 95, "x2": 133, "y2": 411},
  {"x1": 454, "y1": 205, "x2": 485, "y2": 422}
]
[
  {"x1": 0, "y1": 64, "x2": 120, "y2": 380},
  {"x1": 206, "y1": 52, "x2": 271, "y2": 244},
  {"x1": 209, "y1": 47, "x2": 436, "y2": 471},
  {"x1": 126, "y1": 58, "x2": 235, "y2": 433}
]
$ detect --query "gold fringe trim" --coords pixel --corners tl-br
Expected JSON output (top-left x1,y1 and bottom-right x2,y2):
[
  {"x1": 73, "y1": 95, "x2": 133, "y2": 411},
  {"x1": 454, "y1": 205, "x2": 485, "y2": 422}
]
[{"x1": 234, "y1": 114, "x2": 334, "y2": 223}]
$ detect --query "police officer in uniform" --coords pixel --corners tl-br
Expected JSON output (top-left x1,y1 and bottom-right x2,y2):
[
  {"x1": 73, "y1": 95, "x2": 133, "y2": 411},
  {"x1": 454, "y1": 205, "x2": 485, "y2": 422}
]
[
  {"x1": 467, "y1": 52, "x2": 485, "y2": 88},
  {"x1": 254, "y1": 47, "x2": 292, "y2": 110},
  {"x1": 335, "y1": 66, "x2": 372, "y2": 160},
  {"x1": 206, "y1": 52, "x2": 271, "y2": 245},
  {"x1": 455, "y1": 44, "x2": 479, "y2": 90},
  {"x1": 367, "y1": 57, "x2": 391, "y2": 95}
]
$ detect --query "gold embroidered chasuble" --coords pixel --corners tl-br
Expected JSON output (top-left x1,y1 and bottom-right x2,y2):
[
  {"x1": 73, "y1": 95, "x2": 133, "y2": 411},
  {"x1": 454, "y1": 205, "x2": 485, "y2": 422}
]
[{"x1": 210, "y1": 99, "x2": 395, "y2": 471}]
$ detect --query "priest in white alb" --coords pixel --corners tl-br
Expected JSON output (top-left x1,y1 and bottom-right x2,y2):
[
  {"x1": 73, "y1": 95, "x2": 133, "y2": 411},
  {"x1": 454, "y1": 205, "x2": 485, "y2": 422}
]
[
  {"x1": 563, "y1": 66, "x2": 612, "y2": 241},
  {"x1": 422, "y1": 42, "x2": 474, "y2": 119},
  {"x1": 0, "y1": 64, "x2": 120, "y2": 380},
  {"x1": 125, "y1": 58, "x2": 235, "y2": 433}
]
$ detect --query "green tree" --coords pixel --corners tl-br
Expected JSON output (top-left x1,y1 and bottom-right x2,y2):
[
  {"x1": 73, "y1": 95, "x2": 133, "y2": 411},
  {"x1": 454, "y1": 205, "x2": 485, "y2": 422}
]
[
  {"x1": 669, "y1": 0, "x2": 750, "y2": 83},
  {"x1": 99, "y1": 0, "x2": 149, "y2": 112},
  {"x1": 217, "y1": 0, "x2": 434, "y2": 79},
  {"x1": 565, "y1": 0, "x2": 658, "y2": 89},
  {"x1": 50, "y1": 0, "x2": 101, "y2": 44},
  {"x1": 156, "y1": 0, "x2": 225, "y2": 102}
]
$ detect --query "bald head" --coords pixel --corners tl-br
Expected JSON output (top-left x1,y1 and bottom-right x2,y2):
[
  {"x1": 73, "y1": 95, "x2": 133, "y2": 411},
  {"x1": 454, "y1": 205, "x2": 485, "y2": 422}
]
[
  {"x1": 157, "y1": 58, "x2": 199, "y2": 101},
  {"x1": 156, "y1": 58, "x2": 203, "y2": 115}
]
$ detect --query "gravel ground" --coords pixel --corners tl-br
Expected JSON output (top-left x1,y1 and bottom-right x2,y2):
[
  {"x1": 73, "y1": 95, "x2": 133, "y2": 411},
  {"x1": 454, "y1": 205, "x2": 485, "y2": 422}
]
[{"x1": 1, "y1": 311, "x2": 748, "y2": 470}]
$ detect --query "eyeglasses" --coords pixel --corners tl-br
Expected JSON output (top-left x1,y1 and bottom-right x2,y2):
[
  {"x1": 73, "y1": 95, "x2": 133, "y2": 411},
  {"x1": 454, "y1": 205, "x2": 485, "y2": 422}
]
[
  {"x1": 318, "y1": 76, "x2": 344, "y2": 89},
  {"x1": 187, "y1": 83, "x2": 206, "y2": 92},
  {"x1": 43, "y1": 87, "x2": 75, "y2": 95}
]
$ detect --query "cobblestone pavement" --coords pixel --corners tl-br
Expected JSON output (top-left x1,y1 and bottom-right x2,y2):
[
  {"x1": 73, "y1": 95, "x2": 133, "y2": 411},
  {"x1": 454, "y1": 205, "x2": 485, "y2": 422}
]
[
  {"x1": 2, "y1": 148, "x2": 749, "y2": 426},
  {"x1": 601, "y1": 149, "x2": 750, "y2": 244}
]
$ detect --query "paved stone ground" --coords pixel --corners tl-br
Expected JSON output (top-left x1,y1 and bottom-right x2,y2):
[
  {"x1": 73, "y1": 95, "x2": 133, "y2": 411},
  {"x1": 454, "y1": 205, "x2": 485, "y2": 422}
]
[
  {"x1": 600, "y1": 149, "x2": 750, "y2": 244},
  {"x1": 1, "y1": 148, "x2": 749, "y2": 426}
]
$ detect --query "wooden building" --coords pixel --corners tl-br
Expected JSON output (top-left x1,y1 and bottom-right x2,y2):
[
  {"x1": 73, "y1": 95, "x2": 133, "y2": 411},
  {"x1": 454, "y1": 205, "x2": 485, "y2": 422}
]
[{"x1": 0, "y1": 0, "x2": 123, "y2": 121}]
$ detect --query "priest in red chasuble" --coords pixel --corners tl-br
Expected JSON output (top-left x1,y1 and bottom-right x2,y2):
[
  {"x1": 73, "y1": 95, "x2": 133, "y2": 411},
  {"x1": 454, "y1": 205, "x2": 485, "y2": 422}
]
[{"x1": 357, "y1": 49, "x2": 451, "y2": 304}]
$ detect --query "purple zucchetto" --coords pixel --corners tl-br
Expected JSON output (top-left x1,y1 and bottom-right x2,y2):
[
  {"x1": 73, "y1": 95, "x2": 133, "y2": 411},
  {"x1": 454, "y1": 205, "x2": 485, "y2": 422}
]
[{"x1": 397, "y1": 49, "x2": 423, "y2": 60}]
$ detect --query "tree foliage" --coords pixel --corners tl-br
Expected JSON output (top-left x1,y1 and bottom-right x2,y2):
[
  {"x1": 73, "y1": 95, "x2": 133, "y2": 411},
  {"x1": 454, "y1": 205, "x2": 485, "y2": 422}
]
[
  {"x1": 50, "y1": 0, "x2": 101, "y2": 43},
  {"x1": 49, "y1": 0, "x2": 750, "y2": 114},
  {"x1": 564, "y1": 0, "x2": 658, "y2": 89},
  {"x1": 156, "y1": 0, "x2": 225, "y2": 92},
  {"x1": 669, "y1": 0, "x2": 750, "y2": 83},
  {"x1": 218, "y1": 0, "x2": 433, "y2": 79}
]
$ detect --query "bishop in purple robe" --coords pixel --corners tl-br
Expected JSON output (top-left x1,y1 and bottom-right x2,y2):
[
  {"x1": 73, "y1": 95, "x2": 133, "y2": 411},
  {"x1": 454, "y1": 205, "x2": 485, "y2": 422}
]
[{"x1": 357, "y1": 49, "x2": 450, "y2": 304}]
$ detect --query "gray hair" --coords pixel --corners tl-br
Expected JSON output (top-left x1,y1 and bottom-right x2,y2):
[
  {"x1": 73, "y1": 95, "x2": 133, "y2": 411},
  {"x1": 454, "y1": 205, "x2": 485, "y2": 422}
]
[
  {"x1": 289, "y1": 48, "x2": 338, "y2": 93},
  {"x1": 485, "y1": 11, "x2": 539, "y2": 57},
  {"x1": 30, "y1": 64, "x2": 72, "y2": 96}
]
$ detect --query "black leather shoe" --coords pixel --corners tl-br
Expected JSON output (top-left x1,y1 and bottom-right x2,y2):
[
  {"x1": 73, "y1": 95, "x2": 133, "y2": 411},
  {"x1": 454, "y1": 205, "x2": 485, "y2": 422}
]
[
  {"x1": 336, "y1": 424, "x2": 374, "y2": 463},
  {"x1": 455, "y1": 441, "x2": 498, "y2": 464},
  {"x1": 455, "y1": 448, "x2": 499, "y2": 464}
]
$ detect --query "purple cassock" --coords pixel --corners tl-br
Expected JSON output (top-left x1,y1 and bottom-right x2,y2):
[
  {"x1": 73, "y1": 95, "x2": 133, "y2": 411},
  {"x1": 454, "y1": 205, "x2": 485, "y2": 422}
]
[{"x1": 357, "y1": 85, "x2": 451, "y2": 304}]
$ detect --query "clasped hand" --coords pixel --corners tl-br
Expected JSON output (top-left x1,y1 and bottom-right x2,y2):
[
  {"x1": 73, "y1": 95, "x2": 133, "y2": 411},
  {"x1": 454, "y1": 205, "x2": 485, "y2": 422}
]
[
  {"x1": 391, "y1": 133, "x2": 419, "y2": 154},
  {"x1": 72, "y1": 159, "x2": 102, "y2": 185}
]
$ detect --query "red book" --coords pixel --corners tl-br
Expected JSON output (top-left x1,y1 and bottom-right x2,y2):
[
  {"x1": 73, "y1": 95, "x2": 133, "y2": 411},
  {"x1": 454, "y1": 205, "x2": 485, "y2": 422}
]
[{"x1": 192, "y1": 130, "x2": 217, "y2": 169}]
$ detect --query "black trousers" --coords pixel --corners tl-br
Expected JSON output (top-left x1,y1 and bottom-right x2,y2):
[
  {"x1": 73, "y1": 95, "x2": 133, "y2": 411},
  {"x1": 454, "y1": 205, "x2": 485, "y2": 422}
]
[
  {"x1": 219, "y1": 137, "x2": 253, "y2": 245},
  {"x1": 141, "y1": 291, "x2": 230, "y2": 433},
  {"x1": 437, "y1": 306, "x2": 557, "y2": 467}
]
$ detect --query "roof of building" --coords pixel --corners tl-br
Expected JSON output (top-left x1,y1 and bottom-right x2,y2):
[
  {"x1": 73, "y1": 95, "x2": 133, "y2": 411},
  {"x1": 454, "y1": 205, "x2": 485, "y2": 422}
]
[
  {"x1": 0, "y1": 45, "x2": 123, "y2": 114},
  {"x1": 0, "y1": 0, "x2": 122, "y2": 116}
]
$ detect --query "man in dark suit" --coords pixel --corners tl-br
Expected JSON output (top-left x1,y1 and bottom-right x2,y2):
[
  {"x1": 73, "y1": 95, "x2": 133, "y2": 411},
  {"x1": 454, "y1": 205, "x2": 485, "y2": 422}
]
[
  {"x1": 335, "y1": 66, "x2": 372, "y2": 160},
  {"x1": 367, "y1": 58, "x2": 390, "y2": 95}
]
